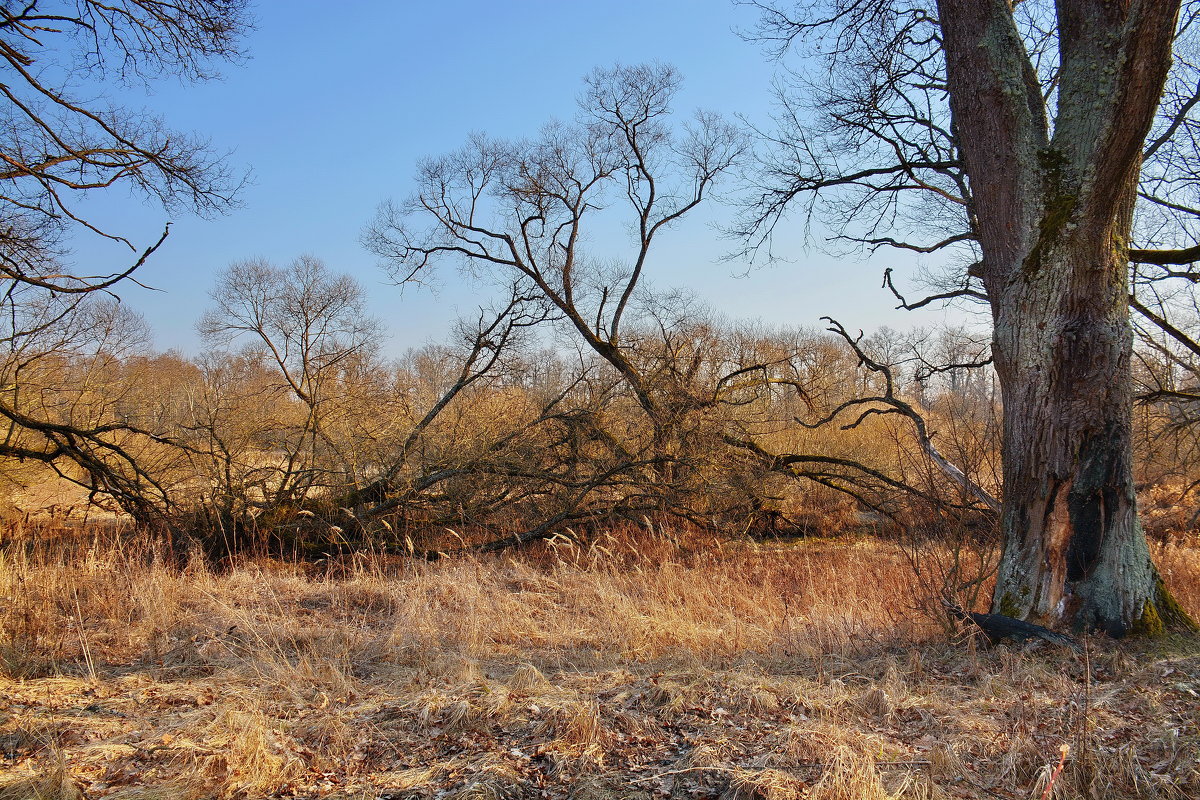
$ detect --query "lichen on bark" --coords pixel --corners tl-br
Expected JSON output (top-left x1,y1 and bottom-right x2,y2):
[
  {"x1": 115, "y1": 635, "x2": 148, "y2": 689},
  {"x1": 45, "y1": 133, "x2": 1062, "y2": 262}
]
[
  {"x1": 996, "y1": 591, "x2": 1024, "y2": 618},
  {"x1": 1023, "y1": 147, "x2": 1078, "y2": 277}
]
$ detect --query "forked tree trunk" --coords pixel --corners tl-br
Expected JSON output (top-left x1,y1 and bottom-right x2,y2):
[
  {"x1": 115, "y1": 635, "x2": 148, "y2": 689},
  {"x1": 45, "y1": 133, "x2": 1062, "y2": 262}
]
[{"x1": 938, "y1": 0, "x2": 1193, "y2": 634}]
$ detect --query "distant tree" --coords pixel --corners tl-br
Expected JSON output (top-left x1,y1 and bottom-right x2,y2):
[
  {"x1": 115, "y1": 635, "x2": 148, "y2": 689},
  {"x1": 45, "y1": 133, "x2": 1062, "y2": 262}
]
[
  {"x1": 199, "y1": 256, "x2": 382, "y2": 507},
  {"x1": 741, "y1": 1, "x2": 1195, "y2": 633}
]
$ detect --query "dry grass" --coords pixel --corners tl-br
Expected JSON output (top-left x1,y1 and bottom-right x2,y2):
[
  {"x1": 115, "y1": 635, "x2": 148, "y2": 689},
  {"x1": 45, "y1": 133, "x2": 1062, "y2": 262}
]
[{"x1": 0, "y1": 522, "x2": 1198, "y2": 799}]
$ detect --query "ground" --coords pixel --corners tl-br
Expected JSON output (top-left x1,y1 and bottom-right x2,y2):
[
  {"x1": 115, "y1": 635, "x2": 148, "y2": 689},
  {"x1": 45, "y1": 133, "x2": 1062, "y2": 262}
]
[{"x1": 1, "y1": 525, "x2": 1198, "y2": 799}]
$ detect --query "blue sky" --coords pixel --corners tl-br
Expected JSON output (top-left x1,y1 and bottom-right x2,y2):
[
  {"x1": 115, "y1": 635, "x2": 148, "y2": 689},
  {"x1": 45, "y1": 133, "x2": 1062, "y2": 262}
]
[{"x1": 84, "y1": 0, "x2": 963, "y2": 356}]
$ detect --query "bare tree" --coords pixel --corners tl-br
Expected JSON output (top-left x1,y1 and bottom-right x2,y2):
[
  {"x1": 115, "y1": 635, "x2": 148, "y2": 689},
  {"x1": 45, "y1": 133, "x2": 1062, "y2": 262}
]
[
  {"x1": 199, "y1": 256, "x2": 382, "y2": 508},
  {"x1": 367, "y1": 63, "x2": 747, "y2": 515},
  {"x1": 0, "y1": 0, "x2": 249, "y2": 512},
  {"x1": 741, "y1": 0, "x2": 1196, "y2": 633},
  {"x1": 0, "y1": 291, "x2": 175, "y2": 516}
]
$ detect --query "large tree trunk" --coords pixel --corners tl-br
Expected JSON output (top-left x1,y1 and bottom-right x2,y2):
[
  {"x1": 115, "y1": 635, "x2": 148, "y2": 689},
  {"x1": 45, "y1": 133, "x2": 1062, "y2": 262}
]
[
  {"x1": 937, "y1": 0, "x2": 1191, "y2": 634},
  {"x1": 990, "y1": 200, "x2": 1164, "y2": 636}
]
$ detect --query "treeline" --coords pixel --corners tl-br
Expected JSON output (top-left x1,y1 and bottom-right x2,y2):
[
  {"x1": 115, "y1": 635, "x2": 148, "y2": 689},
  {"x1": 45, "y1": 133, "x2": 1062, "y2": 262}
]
[
  {"x1": 0, "y1": 260, "x2": 997, "y2": 552},
  {"x1": 4, "y1": 256, "x2": 1198, "y2": 557}
]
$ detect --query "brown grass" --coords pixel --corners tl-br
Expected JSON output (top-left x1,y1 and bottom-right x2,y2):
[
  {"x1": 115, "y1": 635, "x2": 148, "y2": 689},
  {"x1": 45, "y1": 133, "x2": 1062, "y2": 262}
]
[{"x1": 1, "y1": 522, "x2": 1198, "y2": 799}]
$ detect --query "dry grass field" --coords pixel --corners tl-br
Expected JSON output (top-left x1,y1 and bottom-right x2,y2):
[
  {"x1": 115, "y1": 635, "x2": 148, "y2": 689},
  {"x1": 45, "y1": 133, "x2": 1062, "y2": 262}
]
[{"x1": 1, "y1": 523, "x2": 1198, "y2": 800}]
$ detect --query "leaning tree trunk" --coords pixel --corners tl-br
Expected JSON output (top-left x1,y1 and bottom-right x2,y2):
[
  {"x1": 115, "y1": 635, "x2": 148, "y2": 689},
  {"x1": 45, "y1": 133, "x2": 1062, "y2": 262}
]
[{"x1": 938, "y1": 0, "x2": 1193, "y2": 634}]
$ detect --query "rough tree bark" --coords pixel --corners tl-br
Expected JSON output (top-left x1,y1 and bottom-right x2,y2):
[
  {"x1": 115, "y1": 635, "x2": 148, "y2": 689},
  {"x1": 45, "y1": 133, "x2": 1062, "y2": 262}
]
[{"x1": 938, "y1": 0, "x2": 1190, "y2": 634}]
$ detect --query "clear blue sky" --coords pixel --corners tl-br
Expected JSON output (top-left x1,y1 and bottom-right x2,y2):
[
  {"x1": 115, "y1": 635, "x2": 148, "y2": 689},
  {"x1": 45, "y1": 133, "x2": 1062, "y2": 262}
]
[{"x1": 85, "y1": 0, "x2": 962, "y2": 356}]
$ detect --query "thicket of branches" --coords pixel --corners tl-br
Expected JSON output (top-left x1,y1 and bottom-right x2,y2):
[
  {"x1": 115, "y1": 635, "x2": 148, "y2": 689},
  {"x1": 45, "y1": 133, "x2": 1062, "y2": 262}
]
[
  {"x1": 0, "y1": 272, "x2": 1008, "y2": 554},
  {"x1": 7, "y1": 264, "x2": 1200, "y2": 561}
]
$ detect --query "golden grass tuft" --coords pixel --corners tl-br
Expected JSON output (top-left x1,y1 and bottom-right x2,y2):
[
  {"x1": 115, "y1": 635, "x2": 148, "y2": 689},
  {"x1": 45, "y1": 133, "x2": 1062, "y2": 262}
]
[{"x1": 0, "y1": 763, "x2": 85, "y2": 800}]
